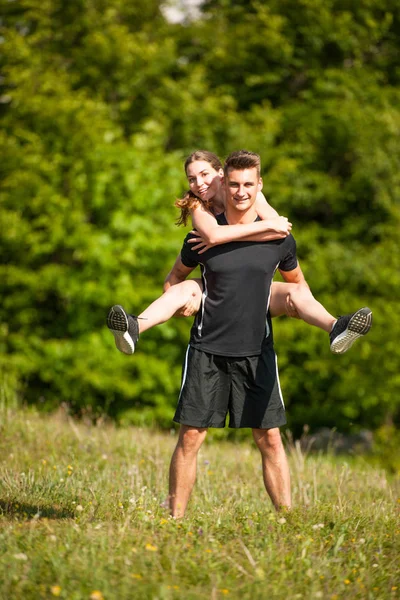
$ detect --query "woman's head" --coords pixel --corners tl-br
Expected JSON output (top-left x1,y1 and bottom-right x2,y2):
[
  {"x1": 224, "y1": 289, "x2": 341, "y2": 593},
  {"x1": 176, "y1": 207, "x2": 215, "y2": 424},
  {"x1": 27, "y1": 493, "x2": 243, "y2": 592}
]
[
  {"x1": 184, "y1": 151, "x2": 223, "y2": 203},
  {"x1": 175, "y1": 150, "x2": 223, "y2": 226},
  {"x1": 184, "y1": 150, "x2": 222, "y2": 176}
]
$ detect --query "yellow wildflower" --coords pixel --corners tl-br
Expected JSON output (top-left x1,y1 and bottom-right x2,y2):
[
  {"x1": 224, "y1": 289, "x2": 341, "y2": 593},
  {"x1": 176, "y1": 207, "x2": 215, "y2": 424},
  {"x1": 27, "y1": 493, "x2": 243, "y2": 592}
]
[
  {"x1": 145, "y1": 543, "x2": 158, "y2": 552},
  {"x1": 50, "y1": 585, "x2": 62, "y2": 597}
]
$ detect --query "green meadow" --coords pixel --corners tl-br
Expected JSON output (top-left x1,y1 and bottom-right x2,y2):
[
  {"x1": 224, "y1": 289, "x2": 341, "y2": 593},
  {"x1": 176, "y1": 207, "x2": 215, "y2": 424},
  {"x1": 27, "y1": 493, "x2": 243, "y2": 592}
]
[{"x1": 0, "y1": 405, "x2": 398, "y2": 600}]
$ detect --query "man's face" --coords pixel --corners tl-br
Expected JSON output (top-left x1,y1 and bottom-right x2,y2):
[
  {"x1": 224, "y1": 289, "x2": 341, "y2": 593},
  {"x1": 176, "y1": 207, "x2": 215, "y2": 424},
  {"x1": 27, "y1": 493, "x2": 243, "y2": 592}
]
[{"x1": 224, "y1": 167, "x2": 262, "y2": 213}]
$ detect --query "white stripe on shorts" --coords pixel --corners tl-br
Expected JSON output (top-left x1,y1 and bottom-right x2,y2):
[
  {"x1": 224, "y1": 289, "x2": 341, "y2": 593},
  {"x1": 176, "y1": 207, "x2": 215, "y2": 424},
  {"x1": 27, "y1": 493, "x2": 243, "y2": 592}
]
[
  {"x1": 274, "y1": 352, "x2": 285, "y2": 408},
  {"x1": 178, "y1": 344, "x2": 191, "y2": 401}
]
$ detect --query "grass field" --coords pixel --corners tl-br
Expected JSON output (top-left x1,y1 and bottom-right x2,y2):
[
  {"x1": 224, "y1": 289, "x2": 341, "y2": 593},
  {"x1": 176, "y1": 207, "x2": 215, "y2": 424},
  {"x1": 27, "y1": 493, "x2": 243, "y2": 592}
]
[{"x1": 0, "y1": 404, "x2": 398, "y2": 600}]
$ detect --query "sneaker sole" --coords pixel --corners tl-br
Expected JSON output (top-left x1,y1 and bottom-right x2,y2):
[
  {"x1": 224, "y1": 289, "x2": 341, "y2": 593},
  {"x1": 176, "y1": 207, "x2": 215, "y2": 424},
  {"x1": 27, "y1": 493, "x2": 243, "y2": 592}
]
[
  {"x1": 107, "y1": 305, "x2": 135, "y2": 355},
  {"x1": 331, "y1": 307, "x2": 372, "y2": 354}
]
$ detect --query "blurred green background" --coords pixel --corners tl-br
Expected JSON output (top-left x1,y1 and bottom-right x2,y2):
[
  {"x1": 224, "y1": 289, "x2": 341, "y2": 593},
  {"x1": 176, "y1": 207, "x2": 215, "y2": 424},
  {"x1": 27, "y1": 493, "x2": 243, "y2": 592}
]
[{"x1": 1, "y1": 0, "x2": 399, "y2": 437}]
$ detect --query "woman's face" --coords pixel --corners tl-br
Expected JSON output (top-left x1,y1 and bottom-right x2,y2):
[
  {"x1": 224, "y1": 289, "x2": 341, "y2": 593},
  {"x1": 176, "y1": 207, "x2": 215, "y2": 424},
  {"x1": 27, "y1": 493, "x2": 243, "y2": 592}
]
[{"x1": 186, "y1": 160, "x2": 223, "y2": 202}]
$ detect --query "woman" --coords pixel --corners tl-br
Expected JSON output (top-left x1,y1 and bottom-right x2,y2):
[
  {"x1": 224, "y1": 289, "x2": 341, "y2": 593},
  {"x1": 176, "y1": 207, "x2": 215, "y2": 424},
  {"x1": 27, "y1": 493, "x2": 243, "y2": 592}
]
[{"x1": 107, "y1": 151, "x2": 372, "y2": 355}]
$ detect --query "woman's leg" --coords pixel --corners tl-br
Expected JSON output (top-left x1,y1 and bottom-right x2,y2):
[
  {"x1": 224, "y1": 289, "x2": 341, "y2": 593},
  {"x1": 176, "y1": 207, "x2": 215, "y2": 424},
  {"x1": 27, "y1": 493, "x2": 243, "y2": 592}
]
[
  {"x1": 107, "y1": 280, "x2": 203, "y2": 354},
  {"x1": 269, "y1": 282, "x2": 335, "y2": 332},
  {"x1": 138, "y1": 279, "x2": 203, "y2": 334}
]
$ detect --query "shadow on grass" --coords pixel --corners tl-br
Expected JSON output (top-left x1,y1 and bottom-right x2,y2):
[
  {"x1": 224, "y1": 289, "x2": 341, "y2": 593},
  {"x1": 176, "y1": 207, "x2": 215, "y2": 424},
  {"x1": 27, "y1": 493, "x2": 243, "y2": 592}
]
[{"x1": 0, "y1": 499, "x2": 75, "y2": 520}]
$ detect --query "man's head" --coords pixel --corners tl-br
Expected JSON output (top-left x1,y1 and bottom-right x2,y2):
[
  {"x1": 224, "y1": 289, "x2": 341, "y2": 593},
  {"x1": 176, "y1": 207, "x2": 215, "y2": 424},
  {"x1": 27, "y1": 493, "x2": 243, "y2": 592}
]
[
  {"x1": 223, "y1": 150, "x2": 263, "y2": 219},
  {"x1": 223, "y1": 150, "x2": 261, "y2": 178}
]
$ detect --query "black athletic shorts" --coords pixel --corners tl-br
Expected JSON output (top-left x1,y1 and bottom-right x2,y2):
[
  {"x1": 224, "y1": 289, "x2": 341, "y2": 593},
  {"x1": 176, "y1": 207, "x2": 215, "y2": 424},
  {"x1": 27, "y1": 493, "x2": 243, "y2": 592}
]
[{"x1": 173, "y1": 344, "x2": 286, "y2": 429}]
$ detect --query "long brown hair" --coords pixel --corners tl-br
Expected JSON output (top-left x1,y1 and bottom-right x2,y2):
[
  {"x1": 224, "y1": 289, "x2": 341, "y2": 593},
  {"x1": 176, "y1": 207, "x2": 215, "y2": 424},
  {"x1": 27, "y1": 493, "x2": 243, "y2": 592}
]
[{"x1": 175, "y1": 150, "x2": 223, "y2": 226}]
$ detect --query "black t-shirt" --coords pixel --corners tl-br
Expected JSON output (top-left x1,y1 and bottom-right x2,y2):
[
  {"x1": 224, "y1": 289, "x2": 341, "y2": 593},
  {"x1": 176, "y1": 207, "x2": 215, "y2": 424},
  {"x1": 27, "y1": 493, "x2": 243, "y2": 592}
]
[{"x1": 180, "y1": 213, "x2": 298, "y2": 357}]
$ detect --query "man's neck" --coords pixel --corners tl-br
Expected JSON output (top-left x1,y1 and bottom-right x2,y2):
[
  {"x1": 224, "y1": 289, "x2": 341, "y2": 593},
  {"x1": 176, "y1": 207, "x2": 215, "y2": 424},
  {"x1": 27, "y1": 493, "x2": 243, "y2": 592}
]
[{"x1": 224, "y1": 205, "x2": 258, "y2": 225}]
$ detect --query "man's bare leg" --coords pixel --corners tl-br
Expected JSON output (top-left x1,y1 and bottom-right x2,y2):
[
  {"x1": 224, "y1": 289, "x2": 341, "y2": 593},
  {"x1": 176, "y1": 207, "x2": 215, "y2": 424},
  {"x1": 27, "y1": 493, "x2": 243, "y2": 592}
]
[
  {"x1": 252, "y1": 427, "x2": 291, "y2": 510},
  {"x1": 270, "y1": 282, "x2": 335, "y2": 332},
  {"x1": 169, "y1": 425, "x2": 208, "y2": 518}
]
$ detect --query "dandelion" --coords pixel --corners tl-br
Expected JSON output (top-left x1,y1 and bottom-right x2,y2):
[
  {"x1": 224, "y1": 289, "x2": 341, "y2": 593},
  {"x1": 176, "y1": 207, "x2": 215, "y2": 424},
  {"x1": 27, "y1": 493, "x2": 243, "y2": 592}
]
[
  {"x1": 42, "y1": 459, "x2": 47, "y2": 465},
  {"x1": 90, "y1": 591, "x2": 104, "y2": 600},
  {"x1": 392, "y1": 587, "x2": 398, "y2": 591},
  {"x1": 344, "y1": 579, "x2": 351, "y2": 585},
  {"x1": 145, "y1": 543, "x2": 158, "y2": 552},
  {"x1": 159, "y1": 518, "x2": 168, "y2": 525},
  {"x1": 131, "y1": 574, "x2": 142, "y2": 580},
  {"x1": 219, "y1": 590, "x2": 229, "y2": 595},
  {"x1": 50, "y1": 585, "x2": 62, "y2": 597}
]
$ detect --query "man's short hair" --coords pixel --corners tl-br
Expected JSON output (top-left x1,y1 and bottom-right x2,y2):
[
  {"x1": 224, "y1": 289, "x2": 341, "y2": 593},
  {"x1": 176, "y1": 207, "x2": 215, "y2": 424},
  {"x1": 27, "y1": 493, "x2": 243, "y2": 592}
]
[{"x1": 224, "y1": 150, "x2": 261, "y2": 178}]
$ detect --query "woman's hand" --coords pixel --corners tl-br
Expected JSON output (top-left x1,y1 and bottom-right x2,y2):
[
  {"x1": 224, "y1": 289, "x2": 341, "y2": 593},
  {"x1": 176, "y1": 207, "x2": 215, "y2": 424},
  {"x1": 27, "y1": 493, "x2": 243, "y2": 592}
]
[
  {"x1": 269, "y1": 216, "x2": 292, "y2": 235},
  {"x1": 187, "y1": 231, "x2": 212, "y2": 254}
]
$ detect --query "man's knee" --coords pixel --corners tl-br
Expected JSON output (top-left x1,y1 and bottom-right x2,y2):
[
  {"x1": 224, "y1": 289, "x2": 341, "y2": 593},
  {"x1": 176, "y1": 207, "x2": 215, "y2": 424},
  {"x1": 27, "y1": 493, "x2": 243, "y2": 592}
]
[
  {"x1": 253, "y1": 427, "x2": 284, "y2": 455},
  {"x1": 178, "y1": 426, "x2": 207, "y2": 454}
]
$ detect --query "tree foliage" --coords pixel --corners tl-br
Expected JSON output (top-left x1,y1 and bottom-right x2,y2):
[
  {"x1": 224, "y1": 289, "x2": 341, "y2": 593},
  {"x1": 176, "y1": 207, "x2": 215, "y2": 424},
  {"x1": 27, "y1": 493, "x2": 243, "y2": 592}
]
[{"x1": 1, "y1": 0, "x2": 399, "y2": 433}]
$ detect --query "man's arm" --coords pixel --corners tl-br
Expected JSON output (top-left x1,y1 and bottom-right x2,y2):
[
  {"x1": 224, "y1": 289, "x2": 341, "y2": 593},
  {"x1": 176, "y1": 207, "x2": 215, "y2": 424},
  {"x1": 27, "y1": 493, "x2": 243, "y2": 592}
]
[
  {"x1": 278, "y1": 263, "x2": 310, "y2": 318},
  {"x1": 278, "y1": 263, "x2": 309, "y2": 287},
  {"x1": 163, "y1": 254, "x2": 196, "y2": 292}
]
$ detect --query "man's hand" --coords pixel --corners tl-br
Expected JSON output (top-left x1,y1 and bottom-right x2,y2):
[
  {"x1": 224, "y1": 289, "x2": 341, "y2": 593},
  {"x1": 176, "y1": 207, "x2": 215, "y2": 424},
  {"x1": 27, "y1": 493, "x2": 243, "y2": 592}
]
[
  {"x1": 175, "y1": 289, "x2": 201, "y2": 317},
  {"x1": 285, "y1": 294, "x2": 301, "y2": 319}
]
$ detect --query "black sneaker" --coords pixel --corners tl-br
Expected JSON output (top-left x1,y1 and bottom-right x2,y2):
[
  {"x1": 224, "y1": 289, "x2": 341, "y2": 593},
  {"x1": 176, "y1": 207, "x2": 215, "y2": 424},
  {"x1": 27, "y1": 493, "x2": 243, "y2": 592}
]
[
  {"x1": 107, "y1": 305, "x2": 139, "y2": 355},
  {"x1": 330, "y1": 307, "x2": 372, "y2": 354}
]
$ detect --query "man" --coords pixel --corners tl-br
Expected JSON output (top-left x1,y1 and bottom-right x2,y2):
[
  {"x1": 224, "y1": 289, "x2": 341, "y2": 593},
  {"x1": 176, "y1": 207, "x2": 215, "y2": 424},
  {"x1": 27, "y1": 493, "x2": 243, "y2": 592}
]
[{"x1": 163, "y1": 150, "x2": 307, "y2": 518}]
